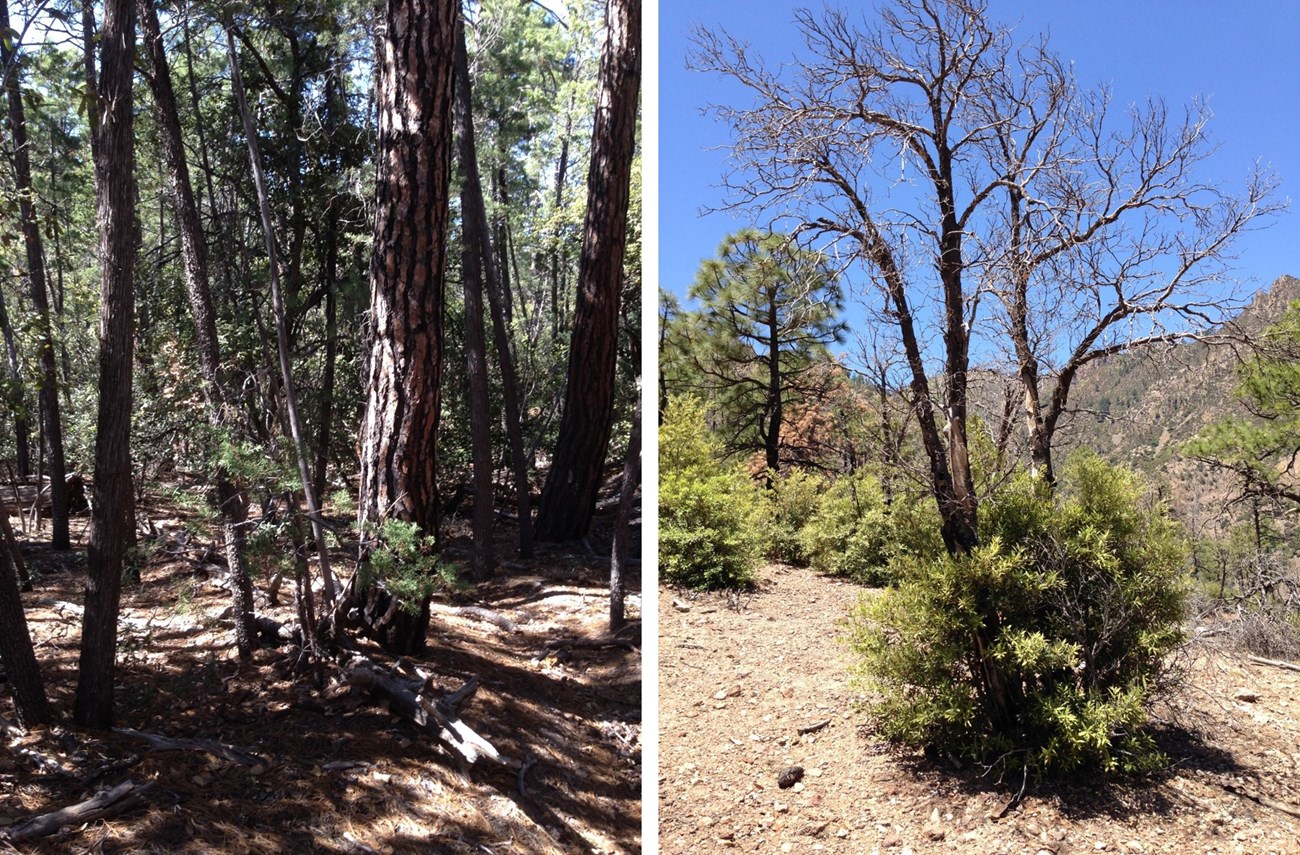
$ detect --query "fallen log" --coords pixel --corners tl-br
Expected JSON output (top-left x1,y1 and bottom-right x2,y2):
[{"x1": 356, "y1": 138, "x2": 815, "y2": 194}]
[
  {"x1": 1, "y1": 780, "x2": 153, "y2": 843},
  {"x1": 344, "y1": 656, "x2": 506, "y2": 766},
  {"x1": 113, "y1": 727, "x2": 266, "y2": 767},
  {"x1": 451, "y1": 605, "x2": 519, "y2": 634},
  {"x1": 0, "y1": 474, "x2": 89, "y2": 515},
  {"x1": 1247, "y1": 654, "x2": 1300, "y2": 674}
]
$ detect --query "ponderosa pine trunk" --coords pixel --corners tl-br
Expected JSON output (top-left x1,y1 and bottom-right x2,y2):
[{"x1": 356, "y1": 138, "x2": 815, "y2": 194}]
[
  {"x1": 534, "y1": 0, "x2": 640, "y2": 542},
  {"x1": 1, "y1": 0, "x2": 71, "y2": 549},
  {"x1": 350, "y1": 0, "x2": 457, "y2": 653},
  {"x1": 74, "y1": 0, "x2": 137, "y2": 730},
  {"x1": 453, "y1": 18, "x2": 496, "y2": 581}
]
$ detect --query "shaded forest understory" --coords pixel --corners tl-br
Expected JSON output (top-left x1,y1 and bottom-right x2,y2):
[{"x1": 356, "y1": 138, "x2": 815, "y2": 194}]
[{"x1": 1, "y1": 488, "x2": 642, "y2": 854}]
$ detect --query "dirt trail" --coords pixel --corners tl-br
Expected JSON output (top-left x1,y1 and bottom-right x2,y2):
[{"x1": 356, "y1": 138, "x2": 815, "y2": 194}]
[{"x1": 660, "y1": 563, "x2": 1300, "y2": 854}]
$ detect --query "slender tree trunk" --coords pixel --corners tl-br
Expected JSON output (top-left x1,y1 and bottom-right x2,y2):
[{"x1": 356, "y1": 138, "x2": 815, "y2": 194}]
[
  {"x1": 454, "y1": 19, "x2": 496, "y2": 581},
  {"x1": 81, "y1": 0, "x2": 98, "y2": 145},
  {"x1": 227, "y1": 27, "x2": 337, "y2": 609},
  {"x1": 0, "y1": 287, "x2": 31, "y2": 478},
  {"x1": 1, "y1": 0, "x2": 71, "y2": 550},
  {"x1": 74, "y1": 0, "x2": 138, "y2": 730},
  {"x1": 549, "y1": 122, "x2": 570, "y2": 345},
  {"x1": 535, "y1": 0, "x2": 641, "y2": 542},
  {"x1": 350, "y1": 0, "x2": 456, "y2": 653},
  {"x1": 314, "y1": 201, "x2": 339, "y2": 501},
  {"x1": 454, "y1": 20, "x2": 533, "y2": 559},
  {"x1": 764, "y1": 289, "x2": 781, "y2": 482},
  {"x1": 140, "y1": 0, "x2": 259, "y2": 658},
  {"x1": 0, "y1": 527, "x2": 50, "y2": 728},
  {"x1": 609, "y1": 393, "x2": 640, "y2": 633}
]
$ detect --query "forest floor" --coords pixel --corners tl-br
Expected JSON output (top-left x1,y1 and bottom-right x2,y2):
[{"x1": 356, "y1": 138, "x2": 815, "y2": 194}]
[
  {"x1": 659, "y1": 563, "x2": 1300, "y2": 855},
  {"x1": 1, "y1": 487, "x2": 641, "y2": 854}
]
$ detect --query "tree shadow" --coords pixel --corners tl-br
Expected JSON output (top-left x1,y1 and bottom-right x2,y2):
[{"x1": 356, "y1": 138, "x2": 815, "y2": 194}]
[
  {"x1": 3, "y1": 529, "x2": 640, "y2": 854},
  {"x1": 880, "y1": 718, "x2": 1248, "y2": 826}
]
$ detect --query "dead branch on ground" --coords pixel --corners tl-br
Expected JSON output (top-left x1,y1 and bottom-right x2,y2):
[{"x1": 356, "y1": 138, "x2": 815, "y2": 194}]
[{"x1": 0, "y1": 780, "x2": 153, "y2": 843}]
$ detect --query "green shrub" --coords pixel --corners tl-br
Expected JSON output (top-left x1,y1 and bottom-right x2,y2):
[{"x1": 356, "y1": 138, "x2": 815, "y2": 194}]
[
  {"x1": 799, "y1": 473, "x2": 943, "y2": 585},
  {"x1": 766, "y1": 468, "x2": 826, "y2": 565},
  {"x1": 847, "y1": 452, "x2": 1188, "y2": 776},
  {"x1": 660, "y1": 396, "x2": 767, "y2": 589}
]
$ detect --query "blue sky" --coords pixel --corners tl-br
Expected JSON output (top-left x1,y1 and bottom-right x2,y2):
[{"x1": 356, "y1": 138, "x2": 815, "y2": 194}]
[{"x1": 658, "y1": 0, "x2": 1300, "y2": 314}]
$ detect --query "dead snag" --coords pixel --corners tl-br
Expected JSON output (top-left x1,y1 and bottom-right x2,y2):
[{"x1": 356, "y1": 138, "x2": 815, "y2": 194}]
[
  {"x1": 344, "y1": 656, "x2": 505, "y2": 766},
  {"x1": 1, "y1": 780, "x2": 153, "y2": 843}
]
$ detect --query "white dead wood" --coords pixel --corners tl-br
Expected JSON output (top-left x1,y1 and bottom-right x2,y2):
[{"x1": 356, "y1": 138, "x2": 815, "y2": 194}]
[
  {"x1": 1247, "y1": 654, "x2": 1300, "y2": 674},
  {"x1": 344, "y1": 656, "x2": 506, "y2": 766},
  {"x1": 0, "y1": 780, "x2": 153, "y2": 843}
]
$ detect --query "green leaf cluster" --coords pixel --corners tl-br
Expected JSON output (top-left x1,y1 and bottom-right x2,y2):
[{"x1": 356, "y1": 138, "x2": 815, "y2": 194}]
[
  {"x1": 847, "y1": 452, "x2": 1188, "y2": 776},
  {"x1": 765, "y1": 468, "x2": 825, "y2": 565},
  {"x1": 798, "y1": 471, "x2": 944, "y2": 584},
  {"x1": 659, "y1": 396, "x2": 767, "y2": 589}
]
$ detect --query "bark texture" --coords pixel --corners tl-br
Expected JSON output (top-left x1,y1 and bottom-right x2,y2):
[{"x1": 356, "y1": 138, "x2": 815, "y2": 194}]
[
  {"x1": 535, "y1": 0, "x2": 640, "y2": 542},
  {"x1": 0, "y1": 525, "x2": 50, "y2": 728},
  {"x1": 75, "y1": 0, "x2": 138, "y2": 730},
  {"x1": 454, "y1": 18, "x2": 496, "y2": 580},
  {"x1": 352, "y1": 0, "x2": 457, "y2": 653}
]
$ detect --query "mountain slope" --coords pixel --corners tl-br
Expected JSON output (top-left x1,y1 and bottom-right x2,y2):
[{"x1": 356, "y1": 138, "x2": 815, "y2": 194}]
[{"x1": 1060, "y1": 274, "x2": 1300, "y2": 533}]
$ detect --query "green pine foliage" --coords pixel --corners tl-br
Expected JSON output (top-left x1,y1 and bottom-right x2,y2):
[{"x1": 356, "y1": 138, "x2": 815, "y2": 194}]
[
  {"x1": 1186, "y1": 299, "x2": 1300, "y2": 505},
  {"x1": 660, "y1": 396, "x2": 767, "y2": 589},
  {"x1": 359, "y1": 520, "x2": 459, "y2": 614},
  {"x1": 847, "y1": 452, "x2": 1188, "y2": 776}
]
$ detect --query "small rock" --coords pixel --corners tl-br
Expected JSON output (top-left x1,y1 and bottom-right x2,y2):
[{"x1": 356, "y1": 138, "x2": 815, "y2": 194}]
[
  {"x1": 777, "y1": 766, "x2": 804, "y2": 789},
  {"x1": 792, "y1": 782, "x2": 804, "y2": 793},
  {"x1": 802, "y1": 821, "x2": 829, "y2": 837},
  {"x1": 1233, "y1": 688, "x2": 1260, "y2": 703},
  {"x1": 836, "y1": 828, "x2": 850, "y2": 838},
  {"x1": 807, "y1": 766, "x2": 823, "y2": 777},
  {"x1": 1094, "y1": 842, "x2": 1108, "y2": 851},
  {"x1": 775, "y1": 802, "x2": 789, "y2": 813},
  {"x1": 882, "y1": 832, "x2": 903, "y2": 848},
  {"x1": 672, "y1": 599, "x2": 691, "y2": 612},
  {"x1": 781, "y1": 844, "x2": 793, "y2": 853}
]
